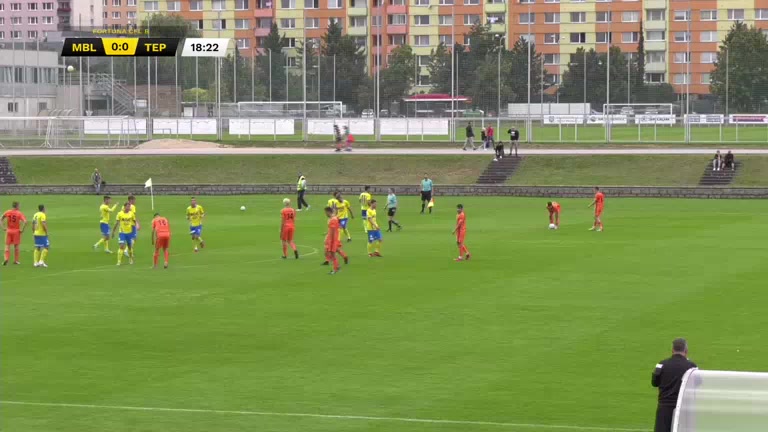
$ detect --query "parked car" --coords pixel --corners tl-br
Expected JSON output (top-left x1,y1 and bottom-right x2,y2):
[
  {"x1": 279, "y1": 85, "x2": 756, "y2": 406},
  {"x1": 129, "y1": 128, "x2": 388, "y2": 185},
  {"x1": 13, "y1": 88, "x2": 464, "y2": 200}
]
[{"x1": 361, "y1": 109, "x2": 374, "y2": 118}]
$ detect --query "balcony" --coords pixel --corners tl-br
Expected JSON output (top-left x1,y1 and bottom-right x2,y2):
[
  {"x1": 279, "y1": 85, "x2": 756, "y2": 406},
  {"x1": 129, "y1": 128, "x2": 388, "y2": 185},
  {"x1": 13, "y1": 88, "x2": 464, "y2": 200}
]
[
  {"x1": 254, "y1": 8, "x2": 273, "y2": 17},
  {"x1": 254, "y1": 27, "x2": 271, "y2": 37},
  {"x1": 347, "y1": 26, "x2": 367, "y2": 36},
  {"x1": 387, "y1": 24, "x2": 406, "y2": 34},
  {"x1": 645, "y1": 20, "x2": 666, "y2": 31},
  {"x1": 489, "y1": 22, "x2": 505, "y2": 33},
  {"x1": 644, "y1": 0, "x2": 666, "y2": 9},
  {"x1": 645, "y1": 62, "x2": 667, "y2": 73},
  {"x1": 57, "y1": 7, "x2": 71, "y2": 13},
  {"x1": 348, "y1": 7, "x2": 367, "y2": 16},
  {"x1": 645, "y1": 40, "x2": 666, "y2": 52},
  {"x1": 485, "y1": 2, "x2": 506, "y2": 14}
]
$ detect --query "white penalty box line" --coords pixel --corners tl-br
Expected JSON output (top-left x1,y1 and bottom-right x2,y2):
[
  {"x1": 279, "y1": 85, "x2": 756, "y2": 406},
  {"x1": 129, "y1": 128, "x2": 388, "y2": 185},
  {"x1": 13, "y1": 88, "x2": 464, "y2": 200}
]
[{"x1": 0, "y1": 400, "x2": 650, "y2": 432}]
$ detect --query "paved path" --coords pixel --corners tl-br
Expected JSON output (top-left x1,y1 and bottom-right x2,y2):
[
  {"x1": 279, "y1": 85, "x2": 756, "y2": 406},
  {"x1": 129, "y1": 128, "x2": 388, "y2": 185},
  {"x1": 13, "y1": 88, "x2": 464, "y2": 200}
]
[{"x1": 1, "y1": 147, "x2": 768, "y2": 156}]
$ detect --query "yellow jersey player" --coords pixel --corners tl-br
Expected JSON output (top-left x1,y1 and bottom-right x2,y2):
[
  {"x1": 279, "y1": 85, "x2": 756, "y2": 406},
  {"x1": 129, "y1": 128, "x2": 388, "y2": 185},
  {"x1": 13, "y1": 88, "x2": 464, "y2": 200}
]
[
  {"x1": 94, "y1": 195, "x2": 117, "y2": 253},
  {"x1": 186, "y1": 196, "x2": 206, "y2": 252},
  {"x1": 124, "y1": 195, "x2": 140, "y2": 257},
  {"x1": 366, "y1": 199, "x2": 382, "y2": 257},
  {"x1": 32, "y1": 204, "x2": 49, "y2": 268},
  {"x1": 112, "y1": 202, "x2": 136, "y2": 265},
  {"x1": 334, "y1": 192, "x2": 354, "y2": 242},
  {"x1": 359, "y1": 185, "x2": 372, "y2": 232}
]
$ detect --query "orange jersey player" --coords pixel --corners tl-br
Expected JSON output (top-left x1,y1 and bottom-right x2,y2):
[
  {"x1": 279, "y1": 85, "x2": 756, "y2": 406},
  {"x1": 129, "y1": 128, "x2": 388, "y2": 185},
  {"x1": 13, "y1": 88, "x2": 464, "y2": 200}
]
[
  {"x1": 2, "y1": 201, "x2": 27, "y2": 266},
  {"x1": 280, "y1": 198, "x2": 299, "y2": 259},
  {"x1": 452, "y1": 204, "x2": 470, "y2": 262},
  {"x1": 324, "y1": 206, "x2": 342, "y2": 275},
  {"x1": 547, "y1": 201, "x2": 561, "y2": 228},
  {"x1": 588, "y1": 187, "x2": 605, "y2": 232},
  {"x1": 151, "y1": 213, "x2": 171, "y2": 269}
]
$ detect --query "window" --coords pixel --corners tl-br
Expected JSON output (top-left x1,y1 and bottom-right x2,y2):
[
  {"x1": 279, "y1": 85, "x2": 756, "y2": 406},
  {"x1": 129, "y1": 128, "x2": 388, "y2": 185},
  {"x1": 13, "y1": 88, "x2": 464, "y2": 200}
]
[
  {"x1": 27, "y1": 2, "x2": 38, "y2": 9},
  {"x1": 439, "y1": 0, "x2": 453, "y2": 4},
  {"x1": 111, "y1": 11, "x2": 120, "y2": 18},
  {"x1": 190, "y1": 0, "x2": 202, "y2": 10},
  {"x1": 257, "y1": 18, "x2": 272, "y2": 28},
  {"x1": 328, "y1": 0, "x2": 341, "y2": 8},
  {"x1": 371, "y1": 34, "x2": 381, "y2": 46},
  {"x1": 414, "y1": 35, "x2": 429, "y2": 46},
  {"x1": 519, "y1": 13, "x2": 534, "y2": 24},
  {"x1": 757, "y1": 9, "x2": 768, "y2": 20},
  {"x1": 328, "y1": 17, "x2": 342, "y2": 26},
  {"x1": 286, "y1": 38, "x2": 296, "y2": 48},
  {"x1": 700, "y1": 31, "x2": 717, "y2": 42},
  {"x1": 544, "y1": 33, "x2": 559, "y2": 44},
  {"x1": 42, "y1": 16, "x2": 53, "y2": 24},
  {"x1": 212, "y1": 19, "x2": 226, "y2": 29},
  {"x1": 487, "y1": 13, "x2": 504, "y2": 24},
  {"x1": 417, "y1": 55, "x2": 429, "y2": 67},
  {"x1": 544, "y1": 13, "x2": 560, "y2": 24},
  {"x1": 143, "y1": 0, "x2": 159, "y2": 10},
  {"x1": 11, "y1": 30, "x2": 21, "y2": 39},
  {"x1": 11, "y1": 16, "x2": 21, "y2": 24},
  {"x1": 645, "y1": 73, "x2": 664, "y2": 83},
  {"x1": 520, "y1": 0, "x2": 533, "y2": 3},
  {"x1": 28, "y1": 30, "x2": 37, "y2": 38},
  {"x1": 646, "y1": 9, "x2": 664, "y2": 21},
  {"x1": 545, "y1": 74, "x2": 560, "y2": 85},
  {"x1": 8, "y1": 102, "x2": 19, "y2": 113},
  {"x1": 647, "y1": 31, "x2": 665, "y2": 41},
  {"x1": 111, "y1": 0, "x2": 120, "y2": 5},
  {"x1": 127, "y1": 11, "x2": 136, "y2": 18},
  {"x1": 236, "y1": 0, "x2": 249, "y2": 8},
  {"x1": 596, "y1": 11, "x2": 611, "y2": 23},
  {"x1": 520, "y1": 34, "x2": 533, "y2": 43},
  {"x1": 286, "y1": 57, "x2": 297, "y2": 67},
  {"x1": 11, "y1": 2, "x2": 21, "y2": 10},
  {"x1": 212, "y1": 0, "x2": 225, "y2": 9},
  {"x1": 464, "y1": 0, "x2": 479, "y2": 3},
  {"x1": 570, "y1": 32, "x2": 586, "y2": 43},
  {"x1": 728, "y1": 9, "x2": 744, "y2": 21},
  {"x1": 464, "y1": 14, "x2": 479, "y2": 25},
  {"x1": 414, "y1": 15, "x2": 429, "y2": 26},
  {"x1": 543, "y1": 53, "x2": 559, "y2": 65},
  {"x1": 352, "y1": 36, "x2": 365, "y2": 48},
  {"x1": 305, "y1": 0, "x2": 318, "y2": 7},
  {"x1": 417, "y1": 74, "x2": 430, "y2": 86},
  {"x1": 700, "y1": 10, "x2": 717, "y2": 21},
  {"x1": 674, "y1": 31, "x2": 690, "y2": 43},
  {"x1": 103, "y1": 12, "x2": 108, "y2": 19},
  {"x1": 389, "y1": 14, "x2": 405, "y2": 25},
  {"x1": 236, "y1": 39, "x2": 250, "y2": 49},
  {"x1": 278, "y1": 18, "x2": 294, "y2": 28},
  {"x1": 622, "y1": 32, "x2": 639, "y2": 43},
  {"x1": 673, "y1": 73, "x2": 690, "y2": 85},
  {"x1": 700, "y1": 73, "x2": 711, "y2": 84},
  {"x1": 544, "y1": 0, "x2": 559, "y2": 2},
  {"x1": 28, "y1": 16, "x2": 38, "y2": 24},
  {"x1": 487, "y1": 0, "x2": 503, "y2": 3},
  {"x1": 570, "y1": 12, "x2": 585, "y2": 23},
  {"x1": 673, "y1": 10, "x2": 690, "y2": 21},
  {"x1": 281, "y1": 0, "x2": 295, "y2": 8},
  {"x1": 701, "y1": 52, "x2": 717, "y2": 64},
  {"x1": 596, "y1": 32, "x2": 612, "y2": 44},
  {"x1": 622, "y1": 11, "x2": 639, "y2": 22},
  {"x1": 372, "y1": 15, "x2": 381, "y2": 26},
  {"x1": 390, "y1": 34, "x2": 405, "y2": 45},
  {"x1": 439, "y1": 15, "x2": 453, "y2": 26},
  {"x1": 415, "y1": 0, "x2": 428, "y2": 5},
  {"x1": 42, "y1": 2, "x2": 54, "y2": 9},
  {"x1": 439, "y1": 35, "x2": 453, "y2": 45},
  {"x1": 167, "y1": 1, "x2": 180, "y2": 11},
  {"x1": 647, "y1": 51, "x2": 664, "y2": 63},
  {"x1": 674, "y1": 52, "x2": 690, "y2": 63},
  {"x1": 352, "y1": 16, "x2": 366, "y2": 26},
  {"x1": 192, "y1": 19, "x2": 203, "y2": 29},
  {"x1": 303, "y1": 18, "x2": 316, "y2": 28},
  {"x1": 128, "y1": 0, "x2": 136, "y2": 5},
  {"x1": 235, "y1": 19, "x2": 249, "y2": 29}
]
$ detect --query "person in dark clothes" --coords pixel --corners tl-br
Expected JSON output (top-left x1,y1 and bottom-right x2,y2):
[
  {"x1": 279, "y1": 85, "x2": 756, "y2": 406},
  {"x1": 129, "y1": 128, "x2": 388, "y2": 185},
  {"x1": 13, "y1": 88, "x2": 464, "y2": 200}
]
[
  {"x1": 508, "y1": 128, "x2": 520, "y2": 157},
  {"x1": 494, "y1": 141, "x2": 505, "y2": 161},
  {"x1": 463, "y1": 122, "x2": 476, "y2": 151},
  {"x1": 724, "y1": 150, "x2": 735, "y2": 170},
  {"x1": 480, "y1": 129, "x2": 487, "y2": 149},
  {"x1": 652, "y1": 338, "x2": 697, "y2": 432}
]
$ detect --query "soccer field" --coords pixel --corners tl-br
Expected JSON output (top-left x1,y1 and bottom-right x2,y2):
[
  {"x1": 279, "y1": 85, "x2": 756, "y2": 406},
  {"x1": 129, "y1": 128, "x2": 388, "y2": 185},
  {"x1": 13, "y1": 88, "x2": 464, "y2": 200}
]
[{"x1": 1, "y1": 195, "x2": 766, "y2": 432}]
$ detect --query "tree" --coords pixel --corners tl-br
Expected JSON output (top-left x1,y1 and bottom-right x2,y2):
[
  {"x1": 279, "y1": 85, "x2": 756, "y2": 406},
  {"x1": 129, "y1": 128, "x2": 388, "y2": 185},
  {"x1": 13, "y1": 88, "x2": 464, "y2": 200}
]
[
  {"x1": 559, "y1": 46, "x2": 629, "y2": 110},
  {"x1": 427, "y1": 42, "x2": 451, "y2": 94},
  {"x1": 139, "y1": 13, "x2": 199, "y2": 38},
  {"x1": 257, "y1": 23, "x2": 288, "y2": 102},
  {"x1": 710, "y1": 21, "x2": 768, "y2": 113},
  {"x1": 380, "y1": 45, "x2": 415, "y2": 111},
  {"x1": 632, "y1": 21, "x2": 646, "y2": 102},
  {"x1": 505, "y1": 37, "x2": 543, "y2": 104}
]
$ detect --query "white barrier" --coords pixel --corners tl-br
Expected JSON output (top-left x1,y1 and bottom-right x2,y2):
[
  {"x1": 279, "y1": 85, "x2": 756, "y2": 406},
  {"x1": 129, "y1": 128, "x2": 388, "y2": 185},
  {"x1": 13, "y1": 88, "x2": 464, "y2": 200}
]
[
  {"x1": 635, "y1": 114, "x2": 676, "y2": 125},
  {"x1": 380, "y1": 118, "x2": 409, "y2": 135},
  {"x1": 153, "y1": 118, "x2": 217, "y2": 135},
  {"x1": 685, "y1": 114, "x2": 725, "y2": 125},
  {"x1": 307, "y1": 119, "x2": 375, "y2": 135},
  {"x1": 84, "y1": 118, "x2": 147, "y2": 134},
  {"x1": 543, "y1": 115, "x2": 584, "y2": 125},
  {"x1": 729, "y1": 114, "x2": 768, "y2": 124},
  {"x1": 585, "y1": 115, "x2": 629, "y2": 125},
  {"x1": 229, "y1": 119, "x2": 295, "y2": 135}
]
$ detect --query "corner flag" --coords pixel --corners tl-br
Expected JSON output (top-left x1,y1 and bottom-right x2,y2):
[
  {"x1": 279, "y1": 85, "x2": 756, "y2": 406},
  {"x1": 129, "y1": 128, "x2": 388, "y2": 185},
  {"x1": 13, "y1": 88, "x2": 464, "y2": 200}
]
[
  {"x1": 144, "y1": 178, "x2": 153, "y2": 188},
  {"x1": 144, "y1": 178, "x2": 154, "y2": 210}
]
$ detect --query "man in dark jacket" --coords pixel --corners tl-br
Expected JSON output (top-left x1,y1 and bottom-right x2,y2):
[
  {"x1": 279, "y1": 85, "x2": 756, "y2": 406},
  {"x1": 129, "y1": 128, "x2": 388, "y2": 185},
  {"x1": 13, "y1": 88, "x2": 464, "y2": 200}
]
[
  {"x1": 652, "y1": 338, "x2": 697, "y2": 432},
  {"x1": 463, "y1": 122, "x2": 476, "y2": 151},
  {"x1": 508, "y1": 128, "x2": 520, "y2": 157}
]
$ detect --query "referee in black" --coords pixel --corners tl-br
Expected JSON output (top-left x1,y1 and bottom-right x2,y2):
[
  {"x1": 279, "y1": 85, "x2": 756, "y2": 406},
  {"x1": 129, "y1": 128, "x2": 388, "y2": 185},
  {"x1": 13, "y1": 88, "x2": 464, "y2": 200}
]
[{"x1": 652, "y1": 338, "x2": 697, "y2": 432}]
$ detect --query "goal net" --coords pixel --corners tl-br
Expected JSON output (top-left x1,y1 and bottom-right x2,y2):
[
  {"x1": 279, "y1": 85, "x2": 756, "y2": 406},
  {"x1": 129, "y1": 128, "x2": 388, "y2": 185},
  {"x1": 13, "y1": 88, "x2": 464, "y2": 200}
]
[
  {"x1": 232, "y1": 101, "x2": 345, "y2": 118},
  {"x1": 0, "y1": 115, "x2": 142, "y2": 148},
  {"x1": 604, "y1": 103, "x2": 676, "y2": 124},
  {"x1": 673, "y1": 369, "x2": 768, "y2": 432}
]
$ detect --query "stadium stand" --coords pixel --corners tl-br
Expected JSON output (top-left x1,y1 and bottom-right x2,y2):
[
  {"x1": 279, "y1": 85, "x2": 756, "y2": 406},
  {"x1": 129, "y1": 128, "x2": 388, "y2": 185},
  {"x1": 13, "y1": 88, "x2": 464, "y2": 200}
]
[
  {"x1": 476, "y1": 156, "x2": 524, "y2": 184},
  {"x1": 0, "y1": 158, "x2": 18, "y2": 184}
]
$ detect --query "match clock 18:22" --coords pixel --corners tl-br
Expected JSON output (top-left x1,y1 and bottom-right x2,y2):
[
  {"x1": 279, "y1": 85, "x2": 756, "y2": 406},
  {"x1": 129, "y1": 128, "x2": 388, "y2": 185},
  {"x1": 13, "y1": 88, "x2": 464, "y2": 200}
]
[
  {"x1": 181, "y1": 38, "x2": 230, "y2": 57},
  {"x1": 191, "y1": 43, "x2": 219, "y2": 53}
]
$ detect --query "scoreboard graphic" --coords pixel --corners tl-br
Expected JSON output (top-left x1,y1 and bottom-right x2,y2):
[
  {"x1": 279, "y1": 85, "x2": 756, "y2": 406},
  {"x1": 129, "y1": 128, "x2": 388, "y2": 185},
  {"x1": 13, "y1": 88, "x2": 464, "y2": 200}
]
[{"x1": 61, "y1": 37, "x2": 231, "y2": 57}]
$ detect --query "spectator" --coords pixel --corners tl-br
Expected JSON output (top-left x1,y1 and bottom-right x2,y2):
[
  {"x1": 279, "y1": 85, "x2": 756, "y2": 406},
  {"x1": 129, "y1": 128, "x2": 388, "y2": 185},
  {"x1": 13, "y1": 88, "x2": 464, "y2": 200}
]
[
  {"x1": 333, "y1": 124, "x2": 343, "y2": 152},
  {"x1": 91, "y1": 169, "x2": 103, "y2": 194},
  {"x1": 494, "y1": 141, "x2": 505, "y2": 161},
  {"x1": 652, "y1": 338, "x2": 697, "y2": 432},
  {"x1": 343, "y1": 125, "x2": 354, "y2": 152},
  {"x1": 463, "y1": 122, "x2": 476, "y2": 151},
  {"x1": 724, "y1": 150, "x2": 735, "y2": 170},
  {"x1": 486, "y1": 124, "x2": 494, "y2": 150},
  {"x1": 712, "y1": 150, "x2": 722, "y2": 171},
  {"x1": 508, "y1": 128, "x2": 521, "y2": 157},
  {"x1": 480, "y1": 129, "x2": 487, "y2": 150}
]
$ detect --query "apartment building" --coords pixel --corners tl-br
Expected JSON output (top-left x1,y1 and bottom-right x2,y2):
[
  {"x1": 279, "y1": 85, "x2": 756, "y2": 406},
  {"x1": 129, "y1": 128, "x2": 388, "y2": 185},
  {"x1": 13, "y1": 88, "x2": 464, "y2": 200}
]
[
  {"x1": 126, "y1": 0, "x2": 768, "y2": 95},
  {"x1": 103, "y1": 0, "x2": 138, "y2": 29},
  {"x1": 0, "y1": 0, "x2": 62, "y2": 40}
]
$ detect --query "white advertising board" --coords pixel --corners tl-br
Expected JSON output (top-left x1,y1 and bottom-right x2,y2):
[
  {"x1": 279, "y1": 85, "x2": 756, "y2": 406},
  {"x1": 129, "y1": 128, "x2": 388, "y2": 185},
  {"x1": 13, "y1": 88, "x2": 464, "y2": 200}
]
[
  {"x1": 635, "y1": 114, "x2": 676, "y2": 125},
  {"x1": 84, "y1": 118, "x2": 147, "y2": 135},
  {"x1": 543, "y1": 115, "x2": 584, "y2": 125},
  {"x1": 153, "y1": 118, "x2": 217, "y2": 135},
  {"x1": 685, "y1": 114, "x2": 725, "y2": 125},
  {"x1": 729, "y1": 114, "x2": 768, "y2": 124},
  {"x1": 228, "y1": 119, "x2": 295, "y2": 135},
  {"x1": 585, "y1": 115, "x2": 629, "y2": 125}
]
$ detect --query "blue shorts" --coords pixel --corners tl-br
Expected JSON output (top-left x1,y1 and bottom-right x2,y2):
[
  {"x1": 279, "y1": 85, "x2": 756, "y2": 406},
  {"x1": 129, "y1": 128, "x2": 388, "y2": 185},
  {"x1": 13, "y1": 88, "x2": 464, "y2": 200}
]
[
  {"x1": 34, "y1": 235, "x2": 49, "y2": 248},
  {"x1": 131, "y1": 226, "x2": 137, "y2": 239},
  {"x1": 119, "y1": 232, "x2": 133, "y2": 246},
  {"x1": 100, "y1": 222, "x2": 110, "y2": 236},
  {"x1": 339, "y1": 218, "x2": 349, "y2": 229},
  {"x1": 190, "y1": 225, "x2": 203, "y2": 236},
  {"x1": 361, "y1": 210, "x2": 367, "y2": 219},
  {"x1": 367, "y1": 230, "x2": 382, "y2": 243}
]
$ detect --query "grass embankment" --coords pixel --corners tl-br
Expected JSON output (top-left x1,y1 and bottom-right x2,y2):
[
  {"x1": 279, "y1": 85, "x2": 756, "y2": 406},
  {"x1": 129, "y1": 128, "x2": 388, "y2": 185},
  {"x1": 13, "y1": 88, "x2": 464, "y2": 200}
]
[{"x1": 8, "y1": 156, "x2": 489, "y2": 185}]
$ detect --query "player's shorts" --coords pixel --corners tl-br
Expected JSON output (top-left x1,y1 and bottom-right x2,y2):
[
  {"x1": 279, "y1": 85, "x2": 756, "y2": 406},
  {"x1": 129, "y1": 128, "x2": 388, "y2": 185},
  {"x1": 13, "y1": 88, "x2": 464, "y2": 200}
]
[
  {"x1": 595, "y1": 207, "x2": 604, "y2": 217},
  {"x1": 155, "y1": 236, "x2": 170, "y2": 249},
  {"x1": 387, "y1": 208, "x2": 397, "y2": 217},
  {"x1": 189, "y1": 225, "x2": 203, "y2": 236},
  {"x1": 5, "y1": 230, "x2": 20, "y2": 245},
  {"x1": 456, "y1": 231, "x2": 466, "y2": 244},
  {"x1": 118, "y1": 232, "x2": 133, "y2": 245},
  {"x1": 361, "y1": 209, "x2": 367, "y2": 219},
  {"x1": 281, "y1": 226, "x2": 295, "y2": 242},
  {"x1": 421, "y1": 191, "x2": 432, "y2": 202},
  {"x1": 131, "y1": 225, "x2": 138, "y2": 239},
  {"x1": 100, "y1": 222, "x2": 110, "y2": 236},
  {"x1": 324, "y1": 242, "x2": 337, "y2": 253},
  {"x1": 367, "y1": 230, "x2": 382, "y2": 243},
  {"x1": 339, "y1": 218, "x2": 349, "y2": 229},
  {"x1": 33, "y1": 235, "x2": 49, "y2": 248}
]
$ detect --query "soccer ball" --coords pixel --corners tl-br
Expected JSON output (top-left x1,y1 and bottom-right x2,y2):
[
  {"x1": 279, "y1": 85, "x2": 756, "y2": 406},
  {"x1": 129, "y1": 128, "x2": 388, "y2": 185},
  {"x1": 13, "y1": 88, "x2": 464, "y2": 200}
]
[
  {"x1": 240, "y1": 206, "x2": 246, "y2": 211},
  {"x1": 548, "y1": 223, "x2": 557, "y2": 230}
]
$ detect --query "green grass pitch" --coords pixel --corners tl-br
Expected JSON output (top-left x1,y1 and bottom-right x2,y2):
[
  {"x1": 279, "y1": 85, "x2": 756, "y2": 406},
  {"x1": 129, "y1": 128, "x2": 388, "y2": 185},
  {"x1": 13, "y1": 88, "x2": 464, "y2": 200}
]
[{"x1": 1, "y1": 195, "x2": 766, "y2": 432}]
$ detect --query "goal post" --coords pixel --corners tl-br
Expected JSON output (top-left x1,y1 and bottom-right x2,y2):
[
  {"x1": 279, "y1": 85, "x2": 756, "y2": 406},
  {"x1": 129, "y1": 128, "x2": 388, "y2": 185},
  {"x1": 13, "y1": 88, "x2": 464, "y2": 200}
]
[
  {"x1": 673, "y1": 369, "x2": 768, "y2": 432},
  {"x1": 603, "y1": 103, "x2": 677, "y2": 125},
  {"x1": 235, "y1": 101, "x2": 345, "y2": 118}
]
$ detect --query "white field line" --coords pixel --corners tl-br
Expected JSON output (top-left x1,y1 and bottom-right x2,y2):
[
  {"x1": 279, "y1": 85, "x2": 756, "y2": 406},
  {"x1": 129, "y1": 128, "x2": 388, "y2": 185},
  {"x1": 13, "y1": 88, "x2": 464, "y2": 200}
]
[{"x1": 0, "y1": 400, "x2": 650, "y2": 432}]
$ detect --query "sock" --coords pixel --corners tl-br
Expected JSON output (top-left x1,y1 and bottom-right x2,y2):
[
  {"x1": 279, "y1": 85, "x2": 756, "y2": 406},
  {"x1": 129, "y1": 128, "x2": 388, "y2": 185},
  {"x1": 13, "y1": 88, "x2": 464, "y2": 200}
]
[
  {"x1": 394, "y1": 220, "x2": 401, "y2": 227},
  {"x1": 104, "y1": 239, "x2": 110, "y2": 250},
  {"x1": 194, "y1": 238, "x2": 199, "y2": 248},
  {"x1": 164, "y1": 249, "x2": 169, "y2": 264},
  {"x1": 153, "y1": 250, "x2": 159, "y2": 266},
  {"x1": 332, "y1": 256, "x2": 339, "y2": 272},
  {"x1": 345, "y1": 229, "x2": 351, "y2": 240},
  {"x1": 14, "y1": 247, "x2": 19, "y2": 262},
  {"x1": 282, "y1": 244, "x2": 287, "y2": 256},
  {"x1": 40, "y1": 249, "x2": 49, "y2": 263},
  {"x1": 421, "y1": 203, "x2": 425, "y2": 213},
  {"x1": 375, "y1": 241, "x2": 381, "y2": 253},
  {"x1": 95, "y1": 238, "x2": 104, "y2": 247},
  {"x1": 289, "y1": 241, "x2": 297, "y2": 251},
  {"x1": 457, "y1": 246, "x2": 462, "y2": 257},
  {"x1": 429, "y1": 207, "x2": 432, "y2": 214},
  {"x1": 337, "y1": 249, "x2": 348, "y2": 259},
  {"x1": 198, "y1": 237, "x2": 204, "y2": 245},
  {"x1": 4, "y1": 248, "x2": 9, "y2": 262},
  {"x1": 461, "y1": 245, "x2": 469, "y2": 256},
  {"x1": 117, "y1": 249, "x2": 123, "y2": 264},
  {"x1": 129, "y1": 248, "x2": 134, "y2": 259},
  {"x1": 367, "y1": 243, "x2": 374, "y2": 255},
  {"x1": 34, "y1": 249, "x2": 40, "y2": 263},
  {"x1": 388, "y1": 221, "x2": 392, "y2": 231}
]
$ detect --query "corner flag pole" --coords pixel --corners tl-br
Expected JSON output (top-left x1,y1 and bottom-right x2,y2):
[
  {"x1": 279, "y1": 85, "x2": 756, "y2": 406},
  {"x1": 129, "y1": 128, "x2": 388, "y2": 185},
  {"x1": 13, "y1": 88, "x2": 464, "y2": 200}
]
[{"x1": 144, "y1": 178, "x2": 154, "y2": 210}]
